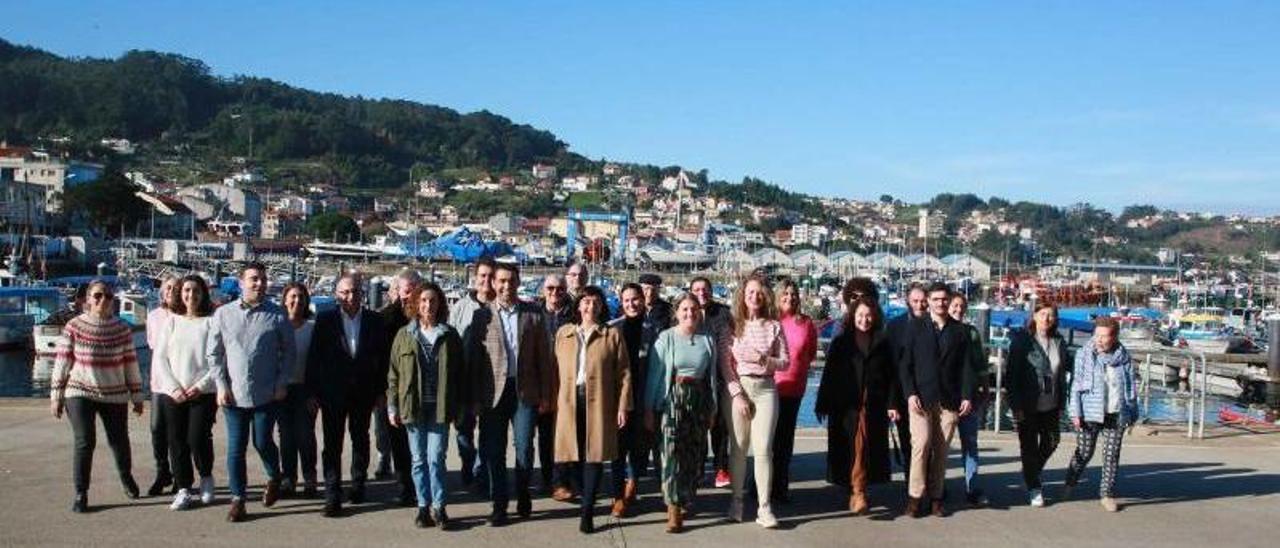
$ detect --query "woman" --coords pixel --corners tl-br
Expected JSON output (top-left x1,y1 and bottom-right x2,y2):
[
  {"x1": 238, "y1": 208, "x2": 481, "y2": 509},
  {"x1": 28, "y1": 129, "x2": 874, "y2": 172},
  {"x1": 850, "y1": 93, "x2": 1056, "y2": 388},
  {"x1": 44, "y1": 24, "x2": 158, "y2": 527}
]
[
  {"x1": 1063, "y1": 316, "x2": 1139, "y2": 512},
  {"x1": 770, "y1": 278, "x2": 817, "y2": 504},
  {"x1": 146, "y1": 275, "x2": 181, "y2": 497},
  {"x1": 153, "y1": 275, "x2": 218, "y2": 510},
  {"x1": 644, "y1": 293, "x2": 718, "y2": 534},
  {"x1": 387, "y1": 282, "x2": 465, "y2": 530},
  {"x1": 721, "y1": 275, "x2": 789, "y2": 528},
  {"x1": 553, "y1": 286, "x2": 632, "y2": 534},
  {"x1": 50, "y1": 280, "x2": 144, "y2": 512},
  {"x1": 950, "y1": 293, "x2": 991, "y2": 506},
  {"x1": 814, "y1": 295, "x2": 894, "y2": 515},
  {"x1": 278, "y1": 282, "x2": 318, "y2": 499},
  {"x1": 1006, "y1": 302, "x2": 1071, "y2": 507}
]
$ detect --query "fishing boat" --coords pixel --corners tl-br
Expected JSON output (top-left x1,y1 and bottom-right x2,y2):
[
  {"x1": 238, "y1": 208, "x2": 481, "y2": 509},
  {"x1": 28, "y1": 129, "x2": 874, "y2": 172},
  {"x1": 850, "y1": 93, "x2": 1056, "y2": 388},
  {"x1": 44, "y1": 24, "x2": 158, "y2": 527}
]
[
  {"x1": 1170, "y1": 309, "x2": 1248, "y2": 354},
  {"x1": 0, "y1": 287, "x2": 65, "y2": 349}
]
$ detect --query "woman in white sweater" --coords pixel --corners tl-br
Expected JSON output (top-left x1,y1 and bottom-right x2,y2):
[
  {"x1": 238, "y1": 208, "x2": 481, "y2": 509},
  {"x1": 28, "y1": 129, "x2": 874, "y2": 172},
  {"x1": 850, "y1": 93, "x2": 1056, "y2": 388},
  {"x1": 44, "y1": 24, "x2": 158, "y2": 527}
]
[{"x1": 152, "y1": 275, "x2": 218, "y2": 510}]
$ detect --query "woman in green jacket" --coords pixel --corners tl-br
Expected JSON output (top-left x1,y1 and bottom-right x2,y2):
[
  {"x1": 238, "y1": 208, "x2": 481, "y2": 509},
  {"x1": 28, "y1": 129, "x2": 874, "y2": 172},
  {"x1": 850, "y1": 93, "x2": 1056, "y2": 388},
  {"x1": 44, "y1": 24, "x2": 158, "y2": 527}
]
[
  {"x1": 387, "y1": 281, "x2": 466, "y2": 530},
  {"x1": 1006, "y1": 302, "x2": 1072, "y2": 508}
]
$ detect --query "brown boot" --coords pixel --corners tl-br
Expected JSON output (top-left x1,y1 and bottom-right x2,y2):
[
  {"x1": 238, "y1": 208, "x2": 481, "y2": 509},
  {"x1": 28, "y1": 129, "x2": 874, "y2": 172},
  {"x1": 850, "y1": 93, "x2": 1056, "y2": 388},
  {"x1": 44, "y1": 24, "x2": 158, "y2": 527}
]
[
  {"x1": 850, "y1": 492, "x2": 869, "y2": 516},
  {"x1": 931, "y1": 499, "x2": 947, "y2": 517},
  {"x1": 904, "y1": 496, "x2": 921, "y2": 518},
  {"x1": 226, "y1": 498, "x2": 247, "y2": 522},
  {"x1": 263, "y1": 479, "x2": 280, "y2": 508},
  {"x1": 611, "y1": 497, "x2": 628, "y2": 518},
  {"x1": 666, "y1": 504, "x2": 683, "y2": 533},
  {"x1": 623, "y1": 479, "x2": 638, "y2": 502}
]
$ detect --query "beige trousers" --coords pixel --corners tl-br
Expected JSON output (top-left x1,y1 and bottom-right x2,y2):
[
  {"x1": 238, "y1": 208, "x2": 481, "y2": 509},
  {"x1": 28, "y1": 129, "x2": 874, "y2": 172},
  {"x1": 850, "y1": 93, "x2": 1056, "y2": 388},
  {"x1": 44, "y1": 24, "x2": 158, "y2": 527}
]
[
  {"x1": 723, "y1": 376, "x2": 779, "y2": 508},
  {"x1": 907, "y1": 403, "x2": 960, "y2": 499}
]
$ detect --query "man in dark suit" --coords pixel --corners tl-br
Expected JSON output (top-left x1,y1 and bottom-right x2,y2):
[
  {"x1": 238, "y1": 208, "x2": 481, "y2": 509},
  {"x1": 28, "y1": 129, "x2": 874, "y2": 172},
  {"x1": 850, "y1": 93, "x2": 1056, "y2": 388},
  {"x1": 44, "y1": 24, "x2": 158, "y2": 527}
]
[
  {"x1": 897, "y1": 281, "x2": 976, "y2": 518},
  {"x1": 306, "y1": 273, "x2": 390, "y2": 517},
  {"x1": 470, "y1": 262, "x2": 555, "y2": 525},
  {"x1": 885, "y1": 283, "x2": 926, "y2": 490}
]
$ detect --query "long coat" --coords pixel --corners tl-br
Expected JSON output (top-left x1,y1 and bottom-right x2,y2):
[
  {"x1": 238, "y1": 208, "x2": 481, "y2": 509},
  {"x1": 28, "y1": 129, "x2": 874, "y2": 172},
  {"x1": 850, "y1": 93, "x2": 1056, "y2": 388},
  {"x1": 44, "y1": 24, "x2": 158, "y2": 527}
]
[
  {"x1": 815, "y1": 330, "x2": 893, "y2": 487},
  {"x1": 553, "y1": 323, "x2": 633, "y2": 463}
]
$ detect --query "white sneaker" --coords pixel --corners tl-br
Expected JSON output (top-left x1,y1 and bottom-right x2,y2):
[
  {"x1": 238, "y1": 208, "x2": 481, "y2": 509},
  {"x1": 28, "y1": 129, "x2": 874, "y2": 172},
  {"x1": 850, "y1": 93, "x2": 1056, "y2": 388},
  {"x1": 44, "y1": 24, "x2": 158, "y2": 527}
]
[
  {"x1": 199, "y1": 476, "x2": 216, "y2": 505},
  {"x1": 1029, "y1": 488, "x2": 1045, "y2": 507},
  {"x1": 727, "y1": 498, "x2": 743, "y2": 522},
  {"x1": 170, "y1": 488, "x2": 195, "y2": 511},
  {"x1": 755, "y1": 504, "x2": 779, "y2": 529}
]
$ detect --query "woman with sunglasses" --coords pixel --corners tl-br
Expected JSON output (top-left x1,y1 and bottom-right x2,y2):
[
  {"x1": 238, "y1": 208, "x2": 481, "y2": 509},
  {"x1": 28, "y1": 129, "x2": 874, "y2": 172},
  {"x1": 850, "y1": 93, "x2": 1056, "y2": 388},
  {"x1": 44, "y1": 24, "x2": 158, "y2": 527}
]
[{"x1": 50, "y1": 280, "x2": 145, "y2": 513}]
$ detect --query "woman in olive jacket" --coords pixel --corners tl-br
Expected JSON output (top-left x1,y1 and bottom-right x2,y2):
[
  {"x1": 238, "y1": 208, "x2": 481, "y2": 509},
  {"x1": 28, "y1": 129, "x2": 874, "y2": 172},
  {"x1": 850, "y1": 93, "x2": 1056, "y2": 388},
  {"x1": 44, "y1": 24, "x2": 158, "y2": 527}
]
[
  {"x1": 387, "y1": 282, "x2": 466, "y2": 530},
  {"x1": 814, "y1": 295, "x2": 894, "y2": 516},
  {"x1": 1005, "y1": 303, "x2": 1072, "y2": 508}
]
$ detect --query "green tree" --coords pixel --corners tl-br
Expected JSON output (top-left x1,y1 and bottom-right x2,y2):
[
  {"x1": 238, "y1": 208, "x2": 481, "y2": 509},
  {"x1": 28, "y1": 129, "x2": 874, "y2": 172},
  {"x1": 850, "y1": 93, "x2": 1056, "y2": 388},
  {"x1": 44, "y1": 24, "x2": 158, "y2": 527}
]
[
  {"x1": 62, "y1": 171, "x2": 149, "y2": 238},
  {"x1": 306, "y1": 212, "x2": 359, "y2": 241}
]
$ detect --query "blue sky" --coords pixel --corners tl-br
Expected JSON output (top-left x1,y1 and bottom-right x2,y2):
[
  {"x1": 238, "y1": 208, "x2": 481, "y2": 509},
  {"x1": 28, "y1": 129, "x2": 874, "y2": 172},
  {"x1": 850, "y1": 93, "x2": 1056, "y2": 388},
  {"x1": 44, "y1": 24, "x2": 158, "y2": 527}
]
[{"x1": 4, "y1": 1, "x2": 1279, "y2": 214}]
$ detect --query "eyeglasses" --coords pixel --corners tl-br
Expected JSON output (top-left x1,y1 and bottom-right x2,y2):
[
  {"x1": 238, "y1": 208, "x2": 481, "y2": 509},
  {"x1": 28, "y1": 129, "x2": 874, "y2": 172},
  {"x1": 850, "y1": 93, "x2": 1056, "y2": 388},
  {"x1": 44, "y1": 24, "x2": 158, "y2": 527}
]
[{"x1": 544, "y1": 286, "x2": 564, "y2": 292}]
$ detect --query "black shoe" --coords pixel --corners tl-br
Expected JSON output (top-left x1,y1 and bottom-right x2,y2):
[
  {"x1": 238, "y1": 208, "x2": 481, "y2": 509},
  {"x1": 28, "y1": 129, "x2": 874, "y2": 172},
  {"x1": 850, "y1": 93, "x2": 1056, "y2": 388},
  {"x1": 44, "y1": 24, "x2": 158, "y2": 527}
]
[
  {"x1": 965, "y1": 489, "x2": 988, "y2": 506},
  {"x1": 122, "y1": 476, "x2": 141, "y2": 500},
  {"x1": 414, "y1": 507, "x2": 435, "y2": 528},
  {"x1": 323, "y1": 500, "x2": 343, "y2": 518},
  {"x1": 71, "y1": 492, "x2": 88, "y2": 513},
  {"x1": 487, "y1": 509, "x2": 508, "y2": 527},
  {"x1": 147, "y1": 474, "x2": 172, "y2": 497},
  {"x1": 346, "y1": 485, "x2": 366, "y2": 504},
  {"x1": 398, "y1": 488, "x2": 415, "y2": 507},
  {"x1": 434, "y1": 507, "x2": 452, "y2": 531},
  {"x1": 461, "y1": 467, "x2": 475, "y2": 487},
  {"x1": 516, "y1": 496, "x2": 532, "y2": 519},
  {"x1": 374, "y1": 464, "x2": 393, "y2": 480},
  {"x1": 302, "y1": 482, "x2": 320, "y2": 499},
  {"x1": 280, "y1": 478, "x2": 297, "y2": 499},
  {"x1": 579, "y1": 513, "x2": 595, "y2": 534}
]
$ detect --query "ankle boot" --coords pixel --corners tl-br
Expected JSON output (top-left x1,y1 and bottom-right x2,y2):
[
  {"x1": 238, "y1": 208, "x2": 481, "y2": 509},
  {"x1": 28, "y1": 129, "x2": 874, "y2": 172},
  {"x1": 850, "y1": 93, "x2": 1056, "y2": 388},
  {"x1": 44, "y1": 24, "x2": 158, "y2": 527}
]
[{"x1": 666, "y1": 504, "x2": 681, "y2": 533}]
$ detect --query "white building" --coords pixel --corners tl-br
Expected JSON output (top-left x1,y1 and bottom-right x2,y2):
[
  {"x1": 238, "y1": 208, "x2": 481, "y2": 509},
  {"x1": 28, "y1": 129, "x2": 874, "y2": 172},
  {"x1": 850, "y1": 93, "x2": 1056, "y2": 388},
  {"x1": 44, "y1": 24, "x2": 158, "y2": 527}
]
[
  {"x1": 790, "y1": 223, "x2": 831, "y2": 247},
  {"x1": 0, "y1": 151, "x2": 103, "y2": 212}
]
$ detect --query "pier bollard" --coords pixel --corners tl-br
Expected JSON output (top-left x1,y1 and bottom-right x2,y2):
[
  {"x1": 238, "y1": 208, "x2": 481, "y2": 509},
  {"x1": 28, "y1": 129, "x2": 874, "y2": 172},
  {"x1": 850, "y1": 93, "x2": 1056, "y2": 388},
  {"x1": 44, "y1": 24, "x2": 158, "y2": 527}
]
[{"x1": 1268, "y1": 318, "x2": 1280, "y2": 410}]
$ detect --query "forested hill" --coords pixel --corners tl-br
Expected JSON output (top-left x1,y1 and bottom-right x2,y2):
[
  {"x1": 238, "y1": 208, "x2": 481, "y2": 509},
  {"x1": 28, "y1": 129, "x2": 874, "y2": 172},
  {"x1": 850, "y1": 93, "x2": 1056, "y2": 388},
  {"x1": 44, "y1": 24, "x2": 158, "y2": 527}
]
[{"x1": 0, "y1": 38, "x2": 579, "y2": 187}]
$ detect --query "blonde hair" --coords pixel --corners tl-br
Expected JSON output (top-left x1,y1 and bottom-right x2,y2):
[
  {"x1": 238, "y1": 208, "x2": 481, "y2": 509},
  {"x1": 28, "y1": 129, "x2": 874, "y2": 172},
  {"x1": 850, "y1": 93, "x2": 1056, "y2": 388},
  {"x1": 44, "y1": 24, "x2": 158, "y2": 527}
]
[{"x1": 732, "y1": 274, "x2": 778, "y2": 336}]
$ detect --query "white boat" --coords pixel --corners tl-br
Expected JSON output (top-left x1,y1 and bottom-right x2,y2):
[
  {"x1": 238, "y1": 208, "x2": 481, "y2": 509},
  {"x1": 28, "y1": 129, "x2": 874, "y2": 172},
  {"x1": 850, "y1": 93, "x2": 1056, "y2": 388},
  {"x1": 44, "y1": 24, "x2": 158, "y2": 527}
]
[
  {"x1": 0, "y1": 287, "x2": 66, "y2": 349},
  {"x1": 639, "y1": 244, "x2": 717, "y2": 267}
]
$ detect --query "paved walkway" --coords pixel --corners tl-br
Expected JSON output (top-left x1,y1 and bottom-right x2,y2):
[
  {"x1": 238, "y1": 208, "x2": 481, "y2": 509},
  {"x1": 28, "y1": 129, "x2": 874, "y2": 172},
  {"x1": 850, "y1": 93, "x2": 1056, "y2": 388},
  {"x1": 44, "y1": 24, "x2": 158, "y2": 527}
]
[{"x1": 2, "y1": 398, "x2": 1278, "y2": 547}]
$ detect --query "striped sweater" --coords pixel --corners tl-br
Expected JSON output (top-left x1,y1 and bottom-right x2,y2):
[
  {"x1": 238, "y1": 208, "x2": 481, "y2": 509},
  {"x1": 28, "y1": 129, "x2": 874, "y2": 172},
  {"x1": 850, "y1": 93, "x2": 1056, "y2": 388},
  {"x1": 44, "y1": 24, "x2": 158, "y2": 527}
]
[{"x1": 50, "y1": 314, "x2": 144, "y2": 404}]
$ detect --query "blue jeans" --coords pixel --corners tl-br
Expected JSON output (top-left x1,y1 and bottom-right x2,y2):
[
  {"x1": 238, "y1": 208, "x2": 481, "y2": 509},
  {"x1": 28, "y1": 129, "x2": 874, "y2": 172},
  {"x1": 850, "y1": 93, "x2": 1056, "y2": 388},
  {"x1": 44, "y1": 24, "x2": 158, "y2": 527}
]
[
  {"x1": 478, "y1": 378, "x2": 537, "y2": 510},
  {"x1": 406, "y1": 406, "x2": 449, "y2": 510},
  {"x1": 958, "y1": 398, "x2": 986, "y2": 494},
  {"x1": 223, "y1": 403, "x2": 282, "y2": 499},
  {"x1": 456, "y1": 409, "x2": 485, "y2": 485}
]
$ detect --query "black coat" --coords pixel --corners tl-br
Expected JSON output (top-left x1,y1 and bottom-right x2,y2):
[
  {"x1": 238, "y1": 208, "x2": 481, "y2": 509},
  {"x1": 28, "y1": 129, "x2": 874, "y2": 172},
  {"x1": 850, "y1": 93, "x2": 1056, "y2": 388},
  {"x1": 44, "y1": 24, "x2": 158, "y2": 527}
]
[
  {"x1": 884, "y1": 314, "x2": 914, "y2": 413},
  {"x1": 306, "y1": 307, "x2": 390, "y2": 407},
  {"x1": 896, "y1": 316, "x2": 977, "y2": 410},
  {"x1": 1005, "y1": 329, "x2": 1073, "y2": 414},
  {"x1": 815, "y1": 330, "x2": 893, "y2": 487}
]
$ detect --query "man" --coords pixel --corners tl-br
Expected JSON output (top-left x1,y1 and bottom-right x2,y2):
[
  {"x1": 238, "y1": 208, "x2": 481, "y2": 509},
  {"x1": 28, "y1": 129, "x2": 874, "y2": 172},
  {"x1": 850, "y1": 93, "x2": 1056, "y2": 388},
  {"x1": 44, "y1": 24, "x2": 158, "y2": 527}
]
[
  {"x1": 566, "y1": 262, "x2": 589, "y2": 301},
  {"x1": 948, "y1": 293, "x2": 990, "y2": 506},
  {"x1": 373, "y1": 270, "x2": 422, "y2": 505},
  {"x1": 470, "y1": 262, "x2": 554, "y2": 525},
  {"x1": 538, "y1": 274, "x2": 574, "y2": 500},
  {"x1": 606, "y1": 282, "x2": 659, "y2": 516},
  {"x1": 885, "y1": 284, "x2": 926, "y2": 491},
  {"x1": 451, "y1": 258, "x2": 497, "y2": 490},
  {"x1": 209, "y1": 262, "x2": 296, "y2": 523},
  {"x1": 639, "y1": 273, "x2": 672, "y2": 329},
  {"x1": 690, "y1": 276, "x2": 732, "y2": 488},
  {"x1": 145, "y1": 276, "x2": 181, "y2": 496},
  {"x1": 897, "y1": 282, "x2": 976, "y2": 518},
  {"x1": 306, "y1": 274, "x2": 392, "y2": 517}
]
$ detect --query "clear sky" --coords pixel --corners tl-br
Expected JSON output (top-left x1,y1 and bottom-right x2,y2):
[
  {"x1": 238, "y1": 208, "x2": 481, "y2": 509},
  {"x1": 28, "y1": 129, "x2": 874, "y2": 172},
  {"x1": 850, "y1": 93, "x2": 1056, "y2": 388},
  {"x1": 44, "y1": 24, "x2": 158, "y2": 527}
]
[{"x1": 4, "y1": 1, "x2": 1279, "y2": 214}]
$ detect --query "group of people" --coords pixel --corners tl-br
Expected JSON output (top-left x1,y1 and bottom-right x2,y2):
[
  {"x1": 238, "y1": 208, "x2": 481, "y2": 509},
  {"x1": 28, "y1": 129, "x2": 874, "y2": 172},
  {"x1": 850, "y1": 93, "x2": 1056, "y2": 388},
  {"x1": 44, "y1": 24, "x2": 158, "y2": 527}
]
[{"x1": 48, "y1": 259, "x2": 1140, "y2": 534}]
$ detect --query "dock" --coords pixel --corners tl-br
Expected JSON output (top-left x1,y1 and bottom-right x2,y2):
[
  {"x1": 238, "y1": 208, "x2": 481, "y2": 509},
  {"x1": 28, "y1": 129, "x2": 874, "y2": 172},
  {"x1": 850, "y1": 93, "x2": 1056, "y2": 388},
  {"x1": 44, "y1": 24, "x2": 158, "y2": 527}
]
[{"x1": 2, "y1": 398, "x2": 1278, "y2": 547}]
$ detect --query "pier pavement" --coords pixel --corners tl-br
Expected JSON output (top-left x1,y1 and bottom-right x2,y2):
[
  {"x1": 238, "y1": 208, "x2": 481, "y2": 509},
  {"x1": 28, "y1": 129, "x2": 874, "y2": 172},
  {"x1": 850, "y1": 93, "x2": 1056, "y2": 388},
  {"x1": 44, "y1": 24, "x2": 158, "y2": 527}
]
[{"x1": 1, "y1": 398, "x2": 1277, "y2": 547}]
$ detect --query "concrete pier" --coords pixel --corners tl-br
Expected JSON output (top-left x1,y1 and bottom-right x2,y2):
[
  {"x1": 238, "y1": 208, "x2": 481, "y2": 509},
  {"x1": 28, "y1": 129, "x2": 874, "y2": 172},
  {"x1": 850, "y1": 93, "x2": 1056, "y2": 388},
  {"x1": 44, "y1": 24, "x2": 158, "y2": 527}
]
[{"x1": 1, "y1": 398, "x2": 1278, "y2": 547}]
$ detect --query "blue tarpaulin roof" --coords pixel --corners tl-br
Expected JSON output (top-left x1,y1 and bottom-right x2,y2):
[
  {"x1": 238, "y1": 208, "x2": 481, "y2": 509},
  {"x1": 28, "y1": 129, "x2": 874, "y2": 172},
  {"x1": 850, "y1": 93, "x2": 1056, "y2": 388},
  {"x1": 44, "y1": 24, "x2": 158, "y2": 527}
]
[{"x1": 417, "y1": 227, "x2": 513, "y2": 262}]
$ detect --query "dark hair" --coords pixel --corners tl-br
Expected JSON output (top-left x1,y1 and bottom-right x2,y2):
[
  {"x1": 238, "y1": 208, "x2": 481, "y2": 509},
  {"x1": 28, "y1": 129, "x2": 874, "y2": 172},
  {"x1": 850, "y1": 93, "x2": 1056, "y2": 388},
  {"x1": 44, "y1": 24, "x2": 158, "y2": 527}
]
[
  {"x1": 573, "y1": 285, "x2": 610, "y2": 325},
  {"x1": 72, "y1": 282, "x2": 90, "y2": 305},
  {"x1": 282, "y1": 282, "x2": 313, "y2": 319},
  {"x1": 689, "y1": 276, "x2": 712, "y2": 290},
  {"x1": 494, "y1": 262, "x2": 520, "y2": 278},
  {"x1": 619, "y1": 282, "x2": 643, "y2": 299},
  {"x1": 926, "y1": 281, "x2": 950, "y2": 297},
  {"x1": 842, "y1": 277, "x2": 879, "y2": 304},
  {"x1": 241, "y1": 261, "x2": 268, "y2": 278},
  {"x1": 906, "y1": 283, "x2": 927, "y2": 298},
  {"x1": 85, "y1": 279, "x2": 114, "y2": 300},
  {"x1": 171, "y1": 275, "x2": 214, "y2": 317},
  {"x1": 405, "y1": 281, "x2": 449, "y2": 325},
  {"x1": 475, "y1": 256, "x2": 498, "y2": 272},
  {"x1": 843, "y1": 296, "x2": 883, "y2": 334},
  {"x1": 1026, "y1": 302, "x2": 1059, "y2": 334},
  {"x1": 1093, "y1": 315, "x2": 1119, "y2": 334}
]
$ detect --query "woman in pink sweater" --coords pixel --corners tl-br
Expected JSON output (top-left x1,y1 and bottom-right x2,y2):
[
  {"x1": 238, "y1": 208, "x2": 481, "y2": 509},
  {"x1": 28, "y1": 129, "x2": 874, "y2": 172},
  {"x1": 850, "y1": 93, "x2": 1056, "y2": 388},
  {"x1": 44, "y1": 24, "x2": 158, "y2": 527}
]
[{"x1": 769, "y1": 278, "x2": 817, "y2": 504}]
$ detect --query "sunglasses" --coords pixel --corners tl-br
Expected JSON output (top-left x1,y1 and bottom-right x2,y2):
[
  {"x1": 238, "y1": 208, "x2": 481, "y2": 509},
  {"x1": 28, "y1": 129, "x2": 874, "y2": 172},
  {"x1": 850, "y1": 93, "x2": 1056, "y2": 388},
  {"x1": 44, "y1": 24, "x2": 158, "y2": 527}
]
[{"x1": 90, "y1": 293, "x2": 113, "y2": 300}]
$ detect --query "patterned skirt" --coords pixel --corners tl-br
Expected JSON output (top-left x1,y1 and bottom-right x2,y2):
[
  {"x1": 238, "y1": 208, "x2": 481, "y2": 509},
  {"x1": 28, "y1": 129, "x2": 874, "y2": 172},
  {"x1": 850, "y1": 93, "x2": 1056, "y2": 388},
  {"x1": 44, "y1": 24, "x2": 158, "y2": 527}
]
[{"x1": 660, "y1": 381, "x2": 710, "y2": 506}]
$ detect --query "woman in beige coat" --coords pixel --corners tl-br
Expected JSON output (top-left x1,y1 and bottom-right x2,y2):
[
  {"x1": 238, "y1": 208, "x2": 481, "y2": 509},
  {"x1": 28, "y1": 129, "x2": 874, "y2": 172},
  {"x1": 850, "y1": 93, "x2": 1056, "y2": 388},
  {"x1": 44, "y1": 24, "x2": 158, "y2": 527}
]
[{"x1": 554, "y1": 285, "x2": 632, "y2": 534}]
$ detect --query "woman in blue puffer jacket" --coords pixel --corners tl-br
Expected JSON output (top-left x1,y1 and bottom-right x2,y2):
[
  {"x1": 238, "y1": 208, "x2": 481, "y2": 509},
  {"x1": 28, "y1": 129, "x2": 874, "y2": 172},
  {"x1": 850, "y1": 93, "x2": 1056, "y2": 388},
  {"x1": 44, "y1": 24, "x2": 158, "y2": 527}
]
[{"x1": 1063, "y1": 316, "x2": 1139, "y2": 513}]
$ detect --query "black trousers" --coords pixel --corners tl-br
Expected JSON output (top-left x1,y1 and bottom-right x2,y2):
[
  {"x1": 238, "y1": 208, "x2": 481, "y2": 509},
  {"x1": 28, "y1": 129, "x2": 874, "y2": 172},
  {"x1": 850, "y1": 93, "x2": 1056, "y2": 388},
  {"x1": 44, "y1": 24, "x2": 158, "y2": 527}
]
[
  {"x1": 279, "y1": 384, "x2": 318, "y2": 485},
  {"x1": 66, "y1": 397, "x2": 133, "y2": 494},
  {"x1": 571, "y1": 393, "x2": 603, "y2": 520},
  {"x1": 376, "y1": 410, "x2": 415, "y2": 494},
  {"x1": 320, "y1": 400, "x2": 373, "y2": 501},
  {"x1": 708, "y1": 389, "x2": 730, "y2": 472},
  {"x1": 157, "y1": 394, "x2": 216, "y2": 489},
  {"x1": 536, "y1": 410, "x2": 559, "y2": 489},
  {"x1": 1016, "y1": 409, "x2": 1062, "y2": 490},
  {"x1": 150, "y1": 393, "x2": 170, "y2": 480},
  {"x1": 770, "y1": 395, "x2": 803, "y2": 498}
]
